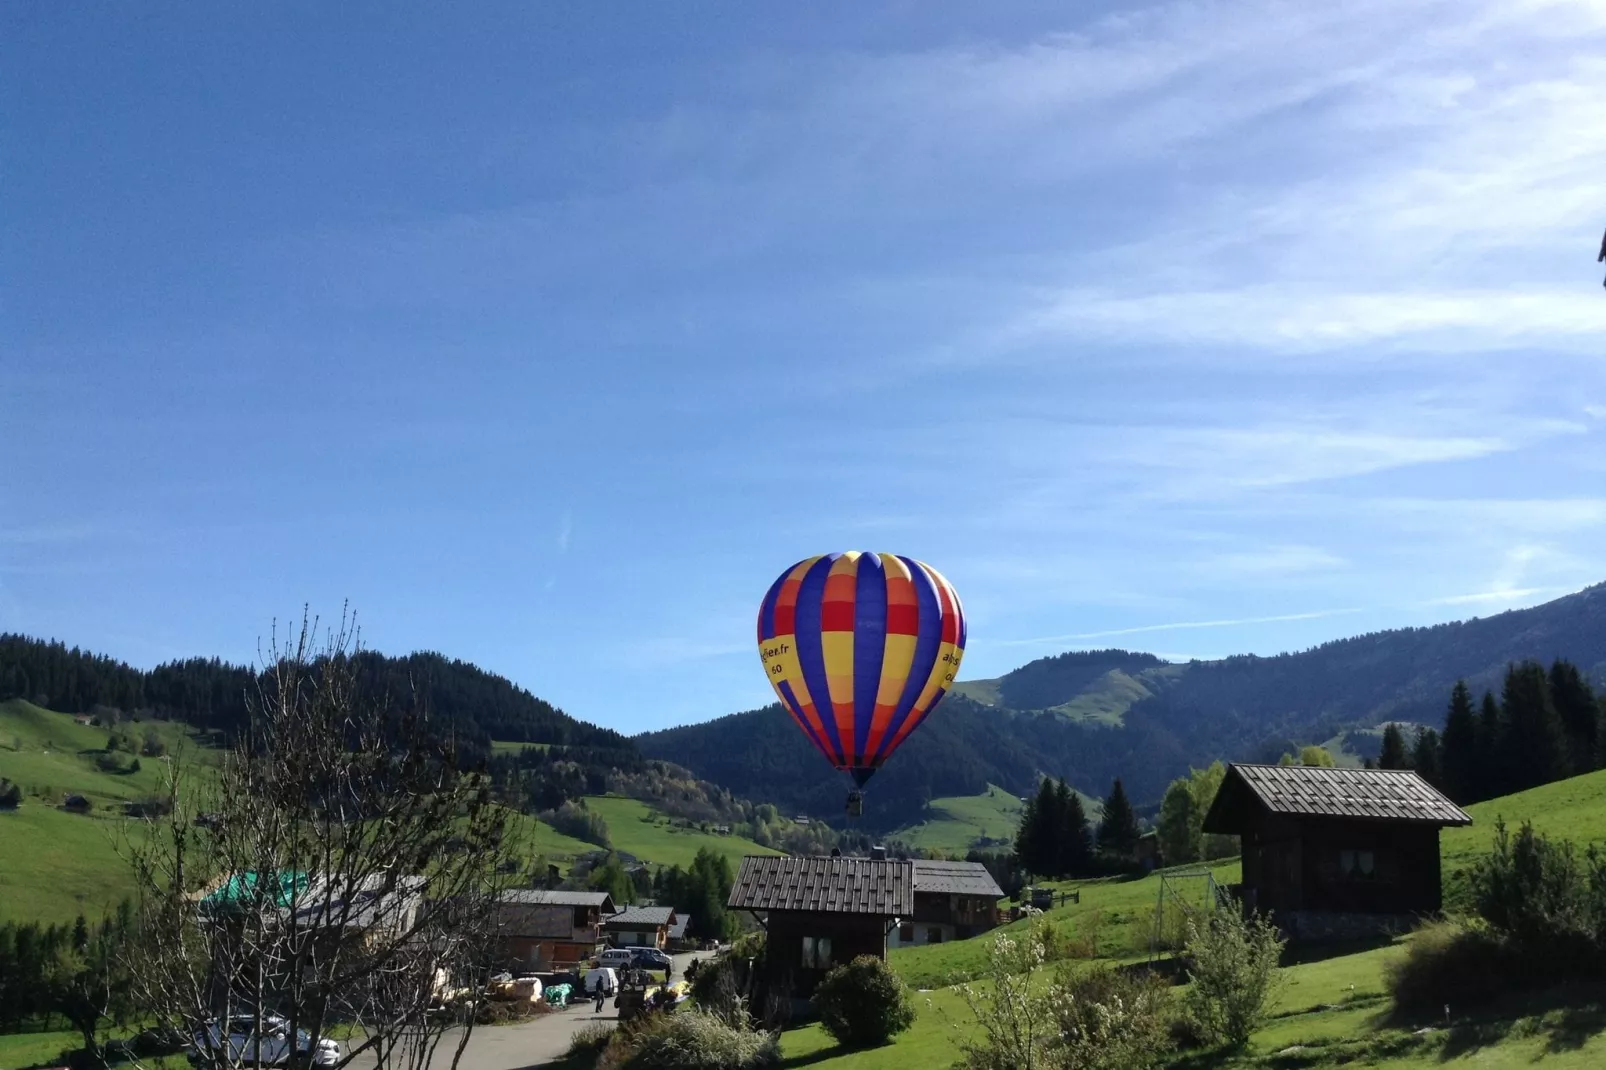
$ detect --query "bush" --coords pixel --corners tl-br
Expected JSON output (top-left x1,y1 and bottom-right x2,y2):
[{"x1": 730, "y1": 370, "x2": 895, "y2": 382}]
[
  {"x1": 1470, "y1": 819, "x2": 1606, "y2": 964},
  {"x1": 1051, "y1": 965, "x2": 1174, "y2": 1070},
  {"x1": 545, "y1": 800, "x2": 612, "y2": 848},
  {"x1": 1384, "y1": 919, "x2": 1511, "y2": 1012},
  {"x1": 569, "y1": 1022, "x2": 616, "y2": 1059},
  {"x1": 811, "y1": 955, "x2": 915, "y2": 1049},
  {"x1": 599, "y1": 1008, "x2": 778, "y2": 1070},
  {"x1": 1182, "y1": 907, "x2": 1285, "y2": 1048}
]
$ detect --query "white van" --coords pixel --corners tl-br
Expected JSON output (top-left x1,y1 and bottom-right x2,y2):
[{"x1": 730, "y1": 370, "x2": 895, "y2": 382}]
[{"x1": 585, "y1": 967, "x2": 619, "y2": 995}]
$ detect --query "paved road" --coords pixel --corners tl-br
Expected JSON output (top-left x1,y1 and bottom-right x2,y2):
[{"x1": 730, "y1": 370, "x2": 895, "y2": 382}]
[{"x1": 431, "y1": 950, "x2": 710, "y2": 1070}]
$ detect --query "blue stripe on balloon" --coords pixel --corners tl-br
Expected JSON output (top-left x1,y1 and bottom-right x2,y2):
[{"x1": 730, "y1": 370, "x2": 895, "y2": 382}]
[
  {"x1": 793, "y1": 554, "x2": 845, "y2": 766},
  {"x1": 850, "y1": 552, "x2": 887, "y2": 769},
  {"x1": 869, "y1": 555, "x2": 942, "y2": 765},
  {"x1": 777, "y1": 678, "x2": 831, "y2": 764},
  {"x1": 757, "y1": 570, "x2": 786, "y2": 642}
]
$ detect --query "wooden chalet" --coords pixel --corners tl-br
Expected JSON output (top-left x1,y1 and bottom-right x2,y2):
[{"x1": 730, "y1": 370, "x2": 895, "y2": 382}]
[
  {"x1": 728, "y1": 856, "x2": 912, "y2": 996},
  {"x1": 604, "y1": 905, "x2": 677, "y2": 950},
  {"x1": 493, "y1": 889, "x2": 616, "y2": 970},
  {"x1": 889, "y1": 860, "x2": 1004, "y2": 948},
  {"x1": 1202, "y1": 763, "x2": 1472, "y2": 941}
]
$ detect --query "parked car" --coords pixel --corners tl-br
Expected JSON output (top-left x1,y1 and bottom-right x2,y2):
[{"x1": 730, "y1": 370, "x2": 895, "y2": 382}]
[
  {"x1": 594, "y1": 948, "x2": 635, "y2": 970},
  {"x1": 629, "y1": 948, "x2": 672, "y2": 970},
  {"x1": 192, "y1": 1015, "x2": 342, "y2": 1068}
]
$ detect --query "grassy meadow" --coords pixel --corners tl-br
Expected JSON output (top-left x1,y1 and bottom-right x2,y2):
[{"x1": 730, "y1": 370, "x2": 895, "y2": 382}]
[
  {"x1": 775, "y1": 768, "x2": 1606, "y2": 1070},
  {"x1": 579, "y1": 794, "x2": 779, "y2": 871},
  {"x1": 887, "y1": 784, "x2": 1025, "y2": 854},
  {"x1": 0, "y1": 700, "x2": 210, "y2": 924}
]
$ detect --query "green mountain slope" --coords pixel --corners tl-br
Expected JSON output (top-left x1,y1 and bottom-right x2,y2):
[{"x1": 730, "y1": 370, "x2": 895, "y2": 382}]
[{"x1": 639, "y1": 581, "x2": 1606, "y2": 826}]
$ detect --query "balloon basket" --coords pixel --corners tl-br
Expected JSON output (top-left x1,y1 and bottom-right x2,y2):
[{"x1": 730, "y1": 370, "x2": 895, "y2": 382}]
[{"x1": 845, "y1": 790, "x2": 864, "y2": 818}]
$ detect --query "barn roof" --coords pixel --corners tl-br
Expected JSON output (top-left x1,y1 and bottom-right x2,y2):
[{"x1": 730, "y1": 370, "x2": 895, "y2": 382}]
[
  {"x1": 911, "y1": 859, "x2": 1005, "y2": 898},
  {"x1": 1203, "y1": 763, "x2": 1472, "y2": 833},
  {"x1": 728, "y1": 856, "x2": 913, "y2": 916},
  {"x1": 606, "y1": 905, "x2": 676, "y2": 927},
  {"x1": 499, "y1": 889, "x2": 615, "y2": 910}
]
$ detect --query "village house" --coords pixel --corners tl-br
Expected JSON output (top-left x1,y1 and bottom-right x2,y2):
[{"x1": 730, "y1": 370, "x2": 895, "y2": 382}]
[
  {"x1": 493, "y1": 889, "x2": 615, "y2": 971},
  {"x1": 728, "y1": 855, "x2": 912, "y2": 996},
  {"x1": 888, "y1": 859, "x2": 1004, "y2": 948},
  {"x1": 1202, "y1": 763, "x2": 1472, "y2": 941},
  {"x1": 604, "y1": 904, "x2": 677, "y2": 950}
]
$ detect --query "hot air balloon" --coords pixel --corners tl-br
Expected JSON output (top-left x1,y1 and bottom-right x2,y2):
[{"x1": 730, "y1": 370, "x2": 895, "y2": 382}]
[{"x1": 756, "y1": 552, "x2": 967, "y2": 816}]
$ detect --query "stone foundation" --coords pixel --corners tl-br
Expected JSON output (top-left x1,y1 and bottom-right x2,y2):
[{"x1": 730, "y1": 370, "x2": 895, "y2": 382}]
[{"x1": 1277, "y1": 909, "x2": 1420, "y2": 943}]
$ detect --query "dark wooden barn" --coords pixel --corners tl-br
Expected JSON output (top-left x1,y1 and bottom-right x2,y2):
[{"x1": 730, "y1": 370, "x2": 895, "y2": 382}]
[
  {"x1": 728, "y1": 855, "x2": 912, "y2": 996},
  {"x1": 1202, "y1": 763, "x2": 1472, "y2": 941}
]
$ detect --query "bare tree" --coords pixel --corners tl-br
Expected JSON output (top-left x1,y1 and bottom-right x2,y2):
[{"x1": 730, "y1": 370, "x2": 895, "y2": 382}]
[{"x1": 124, "y1": 611, "x2": 519, "y2": 1070}]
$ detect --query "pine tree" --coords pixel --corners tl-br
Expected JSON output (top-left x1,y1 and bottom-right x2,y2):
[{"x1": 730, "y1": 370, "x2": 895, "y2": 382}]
[
  {"x1": 1015, "y1": 778, "x2": 1056, "y2": 877},
  {"x1": 1501, "y1": 660, "x2": 1567, "y2": 792},
  {"x1": 1096, "y1": 777, "x2": 1140, "y2": 858},
  {"x1": 1477, "y1": 691, "x2": 1503, "y2": 799},
  {"x1": 1548, "y1": 660, "x2": 1599, "y2": 774},
  {"x1": 1412, "y1": 727, "x2": 1443, "y2": 790},
  {"x1": 1441, "y1": 680, "x2": 1478, "y2": 803},
  {"x1": 1060, "y1": 783, "x2": 1092, "y2": 877},
  {"x1": 1378, "y1": 723, "x2": 1411, "y2": 770}
]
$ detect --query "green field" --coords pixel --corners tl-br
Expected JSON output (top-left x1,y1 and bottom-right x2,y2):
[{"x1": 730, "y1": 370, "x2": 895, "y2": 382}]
[
  {"x1": 889, "y1": 784, "x2": 1026, "y2": 853},
  {"x1": 579, "y1": 795, "x2": 779, "y2": 871},
  {"x1": 789, "y1": 769, "x2": 1606, "y2": 1069},
  {"x1": 0, "y1": 701, "x2": 213, "y2": 924},
  {"x1": 490, "y1": 739, "x2": 552, "y2": 755},
  {"x1": 890, "y1": 783, "x2": 1100, "y2": 856}
]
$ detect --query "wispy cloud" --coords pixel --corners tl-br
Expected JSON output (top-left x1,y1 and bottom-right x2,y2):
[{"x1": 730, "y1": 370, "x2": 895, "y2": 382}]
[
  {"x1": 557, "y1": 511, "x2": 572, "y2": 555},
  {"x1": 998, "y1": 607, "x2": 1367, "y2": 647}
]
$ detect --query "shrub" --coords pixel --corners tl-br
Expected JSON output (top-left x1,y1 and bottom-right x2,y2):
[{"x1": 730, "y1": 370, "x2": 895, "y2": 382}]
[
  {"x1": 1182, "y1": 907, "x2": 1285, "y2": 1048},
  {"x1": 599, "y1": 1008, "x2": 778, "y2": 1070},
  {"x1": 545, "y1": 800, "x2": 612, "y2": 848},
  {"x1": 1051, "y1": 965, "x2": 1174, "y2": 1070},
  {"x1": 569, "y1": 1022, "x2": 616, "y2": 1058},
  {"x1": 1471, "y1": 819, "x2": 1603, "y2": 962},
  {"x1": 954, "y1": 922, "x2": 1060, "y2": 1070},
  {"x1": 811, "y1": 955, "x2": 915, "y2": 1049},
  {"x1": 1384, "y1": 918, "x2": 1511, "y2": 1012}
]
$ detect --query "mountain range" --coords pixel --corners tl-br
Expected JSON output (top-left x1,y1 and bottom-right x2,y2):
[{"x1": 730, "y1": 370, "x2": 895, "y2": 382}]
[
  {"x1": 636, "y1": 582, "x2": 1606, "y2": 829},
  {"x1": 6, "y1": 581, "x2": 1605, "y2": 835}
]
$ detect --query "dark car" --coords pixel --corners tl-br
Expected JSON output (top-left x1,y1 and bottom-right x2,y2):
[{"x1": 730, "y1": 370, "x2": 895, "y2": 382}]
[{"x1": 630, "y1": 948, "x2": 672, "y2": 970}]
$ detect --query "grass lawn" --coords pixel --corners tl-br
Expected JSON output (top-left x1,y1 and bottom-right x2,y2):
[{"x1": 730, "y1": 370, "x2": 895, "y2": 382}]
[
  {"x1": 0, "y1": 805, "x2": 146, "y2": 923},
  {"x1": 892, "y1": 859, "x2": 1241, "y2": 989},
  {"x1": 580, "y1": 795, "x2": 779, "y2": 871},
  {"x1": 0, "y1": 1029, "x2": 80, "y2": 1070}
]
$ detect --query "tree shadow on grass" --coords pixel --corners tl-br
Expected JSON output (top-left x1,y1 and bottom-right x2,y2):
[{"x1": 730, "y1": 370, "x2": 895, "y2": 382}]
[
  {"x1": 1430, "y1": 985, "x2": 1606, "y2": 1062},
  {"x1": 775, "y1": 1048, "x2": 842, "y2": 1069}
]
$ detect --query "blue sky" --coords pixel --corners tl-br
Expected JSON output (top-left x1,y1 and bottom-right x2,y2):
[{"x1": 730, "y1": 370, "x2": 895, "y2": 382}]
[{"x1": 5, "y1": 1, "x2": 1606, "y2": 734}]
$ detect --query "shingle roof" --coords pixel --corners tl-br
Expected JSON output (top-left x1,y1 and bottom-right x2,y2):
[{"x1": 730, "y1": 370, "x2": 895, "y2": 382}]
[
  {"x1": 668, "y1": 915, "x2": 690, "y2": 939},
  {"x1": 1204, "y1": 763, "x2": 1472, "y2": 831},
  {"x1": 912, "y1": 860, "x2": 1005, "y2": 898},
  {"x1": 728, "y1": 856, "x2": 914, "y2": 915},
  {"x1": 499, "y1": 889, "x2": 614, "y2": 909},
  {"x1": 606, "y1": 905, "x2": 676, "y2": 927}
]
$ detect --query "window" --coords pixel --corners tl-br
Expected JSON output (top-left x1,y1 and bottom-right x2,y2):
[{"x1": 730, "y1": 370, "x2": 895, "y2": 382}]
[
  {"x1": 801, "y1": 936, "x2": 834, "y2": 969},
  {"x1": 927, "y1": 927, "x2": 943, "y2": 944},
  {"x1": 898, "y1": 923, "x2": 913, "y2": 942},
  {"x1": 1337, "y1": 849, "x2": 1376, "y2": 880}
]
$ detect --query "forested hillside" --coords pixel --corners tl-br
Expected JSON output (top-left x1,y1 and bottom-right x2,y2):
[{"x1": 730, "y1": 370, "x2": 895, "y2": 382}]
[
  {"x1": 639, "y1": 582, "x2": 1606, "y2": 828},
  {"x1": 0, "y1": 634, "x2": 631, "y2": 763}
]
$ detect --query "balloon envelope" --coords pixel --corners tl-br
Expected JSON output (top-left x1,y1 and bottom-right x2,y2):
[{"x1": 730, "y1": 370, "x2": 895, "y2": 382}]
[{"x1": 756, "y1": 552, "x2": 966, "y2": 786}]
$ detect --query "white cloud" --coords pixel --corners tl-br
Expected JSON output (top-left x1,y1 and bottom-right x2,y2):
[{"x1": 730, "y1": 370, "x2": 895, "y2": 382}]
[{"x1": 998, "y1": 607, "x2": 1366, "y2": 646}]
